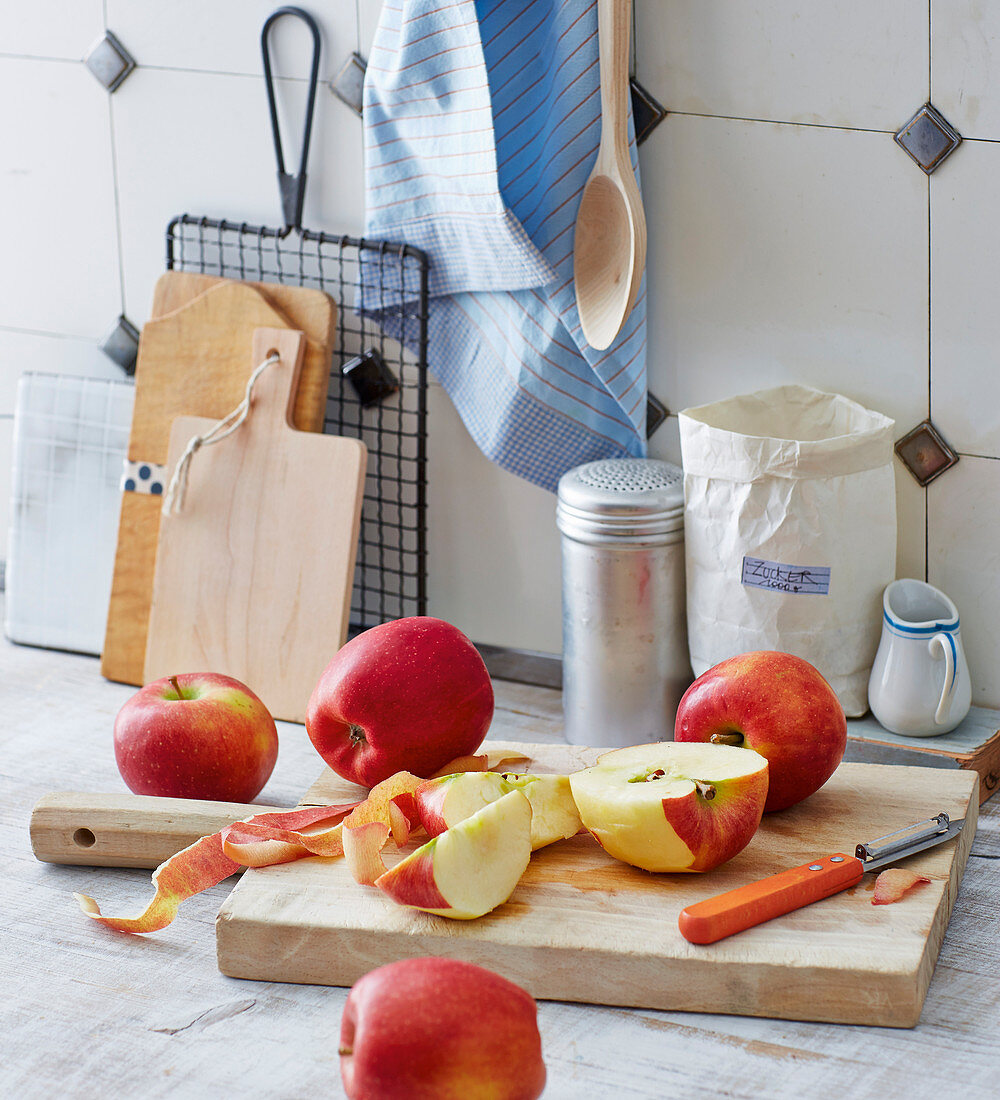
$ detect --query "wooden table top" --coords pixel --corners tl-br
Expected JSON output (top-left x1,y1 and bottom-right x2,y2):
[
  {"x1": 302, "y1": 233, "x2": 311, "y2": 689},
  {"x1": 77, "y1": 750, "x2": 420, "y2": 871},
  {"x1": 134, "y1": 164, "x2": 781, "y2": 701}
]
[{"x1": 3, "y1": 609, "x2": 998, "y2": 1099}]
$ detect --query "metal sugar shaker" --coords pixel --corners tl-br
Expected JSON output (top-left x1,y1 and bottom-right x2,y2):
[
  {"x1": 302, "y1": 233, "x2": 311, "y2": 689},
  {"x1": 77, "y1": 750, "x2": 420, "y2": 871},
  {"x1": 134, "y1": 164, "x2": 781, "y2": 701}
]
[{"x1": 556, "y1": 458, "x2": 691, "y2": 748}]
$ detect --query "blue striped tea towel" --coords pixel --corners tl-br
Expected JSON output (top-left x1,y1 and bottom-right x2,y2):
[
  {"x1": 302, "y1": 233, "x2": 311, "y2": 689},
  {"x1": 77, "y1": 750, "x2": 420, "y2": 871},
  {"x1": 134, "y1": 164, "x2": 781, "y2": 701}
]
[{"x1": 362, "y1": 0, "x2": 647, "y2": 492}]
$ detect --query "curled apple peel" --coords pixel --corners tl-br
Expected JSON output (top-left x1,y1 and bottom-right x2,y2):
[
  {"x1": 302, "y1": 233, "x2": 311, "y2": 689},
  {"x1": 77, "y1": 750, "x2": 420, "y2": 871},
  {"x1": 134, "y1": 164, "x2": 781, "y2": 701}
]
[
  {"x1": 872, "y1": 868, "x2": 932, "y2": 905},
  {"x1": 75, "y1": 803, "x2": 359, "y2": 933}
]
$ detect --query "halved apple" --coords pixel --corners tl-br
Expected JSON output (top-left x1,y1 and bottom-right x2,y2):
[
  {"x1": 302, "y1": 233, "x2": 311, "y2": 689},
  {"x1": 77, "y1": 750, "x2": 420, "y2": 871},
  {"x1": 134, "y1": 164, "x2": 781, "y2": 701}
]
[
  {"x1": 568, "y1": 742, "x2": 769, "y2": 873},
  {"x1": 416, "y1": 771, "x2": 582, "y2": 850},
  {"x1": 375, "y1": 790, "x2": 532, "y2": 919}
]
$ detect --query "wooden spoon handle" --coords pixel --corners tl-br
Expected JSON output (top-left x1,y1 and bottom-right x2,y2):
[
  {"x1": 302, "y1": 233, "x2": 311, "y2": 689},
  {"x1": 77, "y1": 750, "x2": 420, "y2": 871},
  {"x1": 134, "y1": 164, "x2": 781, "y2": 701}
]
[
  {"x1": 30, "y1": 791, "x2": 284, "y2": 869},
  {"x1": 597, "y1": 0, "x2": 633, "y2": 155}
]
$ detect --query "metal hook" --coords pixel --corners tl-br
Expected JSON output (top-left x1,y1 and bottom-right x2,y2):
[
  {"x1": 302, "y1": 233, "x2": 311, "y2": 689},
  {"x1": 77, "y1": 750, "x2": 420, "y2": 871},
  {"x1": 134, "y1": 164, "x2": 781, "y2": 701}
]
[{"x1": 261, "y1": 6, "x2": 321, "y2": 234}]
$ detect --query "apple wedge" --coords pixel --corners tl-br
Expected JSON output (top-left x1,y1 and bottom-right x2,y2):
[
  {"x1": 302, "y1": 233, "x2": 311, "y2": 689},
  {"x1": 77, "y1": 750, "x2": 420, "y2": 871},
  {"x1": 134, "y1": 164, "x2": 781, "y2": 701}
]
[
  {"x1": 416, "y1": 771, "x2": 582, "y2": 850},
  {"x1": 568, "y1": 742, "x2": 769, "y2": 873},
  {"x1": 375, "y1": 790, "x2": 532, "y2": 919}
]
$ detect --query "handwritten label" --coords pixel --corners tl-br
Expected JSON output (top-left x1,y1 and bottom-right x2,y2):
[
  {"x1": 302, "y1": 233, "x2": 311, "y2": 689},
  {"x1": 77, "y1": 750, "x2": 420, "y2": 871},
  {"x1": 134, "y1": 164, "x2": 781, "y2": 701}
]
[{"x1": 741, "y1": 557, "x2": 830, "y2": 595}]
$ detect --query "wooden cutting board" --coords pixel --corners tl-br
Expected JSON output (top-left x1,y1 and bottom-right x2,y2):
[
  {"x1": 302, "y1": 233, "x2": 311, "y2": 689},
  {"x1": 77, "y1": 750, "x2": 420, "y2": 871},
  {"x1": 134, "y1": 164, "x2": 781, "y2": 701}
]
[
  {"x1": 143, "y1": 328, "x2": 366, "y2": 723},
  {"x1": 215, "y1": 740, "x2": 978, "y2": 1028},
  {"x1": 101, "y1": 278, "x2": 335, "y2": 686},
  {"x1": 150, "y1": 272, "x2": 336, "y2": 426}
]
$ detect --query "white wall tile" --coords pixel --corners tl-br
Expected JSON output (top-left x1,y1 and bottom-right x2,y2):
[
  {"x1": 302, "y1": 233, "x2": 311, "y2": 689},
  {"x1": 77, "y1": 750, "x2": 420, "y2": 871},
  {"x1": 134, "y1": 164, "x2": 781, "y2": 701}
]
[
  {"x1": 932, "y1": 0, "x2": 1000, "y2": 141},
  {"x1": 0, "y1": 0, "x2": 104, "y2": 60},
  {"x1": 112, "y1": 67, "x2": 364, "y2": 326},
  {"x1": 358, "y1": 0, "x2": 384, "y2": 58},
  {"x1": 0, "y1": 58, "x2": 121, "y2": 339},
  {"x1": 641, "y1": 114, "x2": 929, "y2": 436},
  {"x1": 930, "y1": 136, "x2": 1000, "y2": 458},
  {"x1": 637, "y1": 0, "x2": 928, "y2": 131},
  {"x1": 105, "y1": 1, "x2": 358, "y2": 79},
  {"x1": 928, "y1": 455, "x2": 1000, "y2": 705},
  {"x1": 426, "y1": 384, "x2": 562, "y2": 655},
  {"x1": 895, "y1": 464, "x2": 927, "y2": 581}
]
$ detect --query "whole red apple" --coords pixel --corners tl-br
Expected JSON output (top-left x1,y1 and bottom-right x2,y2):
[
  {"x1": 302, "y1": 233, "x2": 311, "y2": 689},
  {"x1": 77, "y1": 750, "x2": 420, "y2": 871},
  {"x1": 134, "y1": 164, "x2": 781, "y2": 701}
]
[
  {"x1": 674, "y1": 651, "x2": 846, "y2": 812},
  {"x1": 114, "y1": 673, "x2": 278, "y2": 802},
  {"x1": 306, "y1": 616, "x2": 494, "y2": 788},
  {"x1": 339, "y1": 957, "x2": 546, "y2": 1100}
]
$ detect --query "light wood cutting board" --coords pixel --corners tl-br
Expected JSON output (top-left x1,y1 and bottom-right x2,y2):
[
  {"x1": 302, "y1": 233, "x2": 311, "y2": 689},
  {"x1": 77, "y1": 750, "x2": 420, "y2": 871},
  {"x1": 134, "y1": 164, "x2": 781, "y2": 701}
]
[
  {"x1": 101, "y1": 278, "x2": 335, "y2": 686},
  {"x1": 215, "y1": 741, "x2": 978, "y2": 1028},
  {"x1": 143, "y1": 327, "x2": 366, "y2": 723}
]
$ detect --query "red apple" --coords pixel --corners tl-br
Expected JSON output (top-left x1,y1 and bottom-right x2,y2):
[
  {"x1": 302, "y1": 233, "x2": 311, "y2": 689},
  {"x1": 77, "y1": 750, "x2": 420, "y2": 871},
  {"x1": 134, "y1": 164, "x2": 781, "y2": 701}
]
[
  {"x1": 114, "y1": 673, "x2": 278, "y2": 802},
  {"x1": 306, "y1": 616, "x2": 494, "y2": 788},
  {"x1": 568, "y1": 742, "x2": 769, "y2": 872},
  {"x1": 339, "y1": 957, "x2": 546, "y2": 1100},
  {"x1": 674, "y1": 650, "x2": 847, "y2": 812}
]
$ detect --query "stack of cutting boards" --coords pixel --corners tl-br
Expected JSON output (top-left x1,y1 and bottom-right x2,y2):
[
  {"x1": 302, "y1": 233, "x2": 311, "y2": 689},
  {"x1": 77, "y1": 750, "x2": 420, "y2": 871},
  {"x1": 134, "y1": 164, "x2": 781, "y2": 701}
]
[{"x1": 102, "y1": 274, "x2": 366, "y2": 722}]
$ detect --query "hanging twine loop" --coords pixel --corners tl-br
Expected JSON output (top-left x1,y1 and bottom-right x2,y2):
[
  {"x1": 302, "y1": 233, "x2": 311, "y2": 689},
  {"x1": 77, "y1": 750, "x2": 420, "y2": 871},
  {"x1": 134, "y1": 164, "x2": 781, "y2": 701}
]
[{"x1": 162, "y1": 352, "x2": 281, "y2": 516}]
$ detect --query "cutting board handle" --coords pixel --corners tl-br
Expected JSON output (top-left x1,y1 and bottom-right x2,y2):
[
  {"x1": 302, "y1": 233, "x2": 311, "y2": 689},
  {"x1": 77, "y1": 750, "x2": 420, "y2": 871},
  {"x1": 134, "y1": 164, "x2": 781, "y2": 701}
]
[
  {"x1": 30, "y1": 791, "x2": 282, "y2": 869},
  {"x1": 252, "y1": 326, "x2": 307, "y2": 427}
]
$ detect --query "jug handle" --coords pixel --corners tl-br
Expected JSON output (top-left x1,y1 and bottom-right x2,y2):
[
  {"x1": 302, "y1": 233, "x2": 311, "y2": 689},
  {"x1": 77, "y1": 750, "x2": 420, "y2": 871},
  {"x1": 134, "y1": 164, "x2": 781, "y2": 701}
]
[{"x1": 929, "y1": 632, "x2": 958, "y2": 725}]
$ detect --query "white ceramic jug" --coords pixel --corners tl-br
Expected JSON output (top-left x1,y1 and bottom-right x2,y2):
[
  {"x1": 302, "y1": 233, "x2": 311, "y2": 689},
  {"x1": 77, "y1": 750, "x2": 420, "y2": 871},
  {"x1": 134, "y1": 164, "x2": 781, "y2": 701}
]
[{"x1": 868, "y1": 578, "x2": 972, "y2": 736}]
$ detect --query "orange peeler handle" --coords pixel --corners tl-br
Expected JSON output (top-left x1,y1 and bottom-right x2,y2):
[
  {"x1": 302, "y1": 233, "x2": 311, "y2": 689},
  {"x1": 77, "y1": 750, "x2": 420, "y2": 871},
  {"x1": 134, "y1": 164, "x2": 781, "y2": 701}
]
[{"x1": 678, "y1": 854, "x2": 865, "y2": 944}]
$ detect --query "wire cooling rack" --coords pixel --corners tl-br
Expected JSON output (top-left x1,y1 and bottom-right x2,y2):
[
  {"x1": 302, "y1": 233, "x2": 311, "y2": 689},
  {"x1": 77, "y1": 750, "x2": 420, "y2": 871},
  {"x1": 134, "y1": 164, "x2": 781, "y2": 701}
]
[{"x1": 165, "y1": 214, "x2": 430, "y2": 635}]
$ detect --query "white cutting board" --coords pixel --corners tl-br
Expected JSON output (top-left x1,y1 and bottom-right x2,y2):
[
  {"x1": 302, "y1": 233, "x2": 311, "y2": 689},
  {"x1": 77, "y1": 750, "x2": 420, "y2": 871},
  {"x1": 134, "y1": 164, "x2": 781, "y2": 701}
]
[{"x1": 5, "y1": 373, "x2": 133, "y2": 654}]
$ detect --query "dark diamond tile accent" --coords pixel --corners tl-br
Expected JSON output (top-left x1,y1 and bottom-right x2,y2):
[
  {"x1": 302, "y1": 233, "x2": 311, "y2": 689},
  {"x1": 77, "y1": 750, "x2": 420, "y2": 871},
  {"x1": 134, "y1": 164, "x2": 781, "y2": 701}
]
[
  {"x1": 84, "y1": 31, "x2": 136, "y2": 93},
  {"x1": 331, "y1": 52, "x2": 367, "y2": 116},
  {"x1": 894, "y1": 103, "x2": 962, "y2": 174},
  {"x1": 631, "y1": 78, "x2": 667, "y2": 146},
  {"x1": 895, "y1": 420, "x2": 959, "y2": 486},
  {"x1": 100, "y1": 315, "x2": 140, "y2": 376},
  {"x1": 646, "y1": 392, "x2": 669, "y2": 438}
]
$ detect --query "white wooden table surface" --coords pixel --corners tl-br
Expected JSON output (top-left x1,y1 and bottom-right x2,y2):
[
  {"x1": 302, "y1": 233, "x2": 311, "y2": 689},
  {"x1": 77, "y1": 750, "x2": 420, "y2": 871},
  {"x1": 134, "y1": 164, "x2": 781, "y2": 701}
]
[{"x1": 3, "y1": 609, "x2": 998, "y2": 1099}]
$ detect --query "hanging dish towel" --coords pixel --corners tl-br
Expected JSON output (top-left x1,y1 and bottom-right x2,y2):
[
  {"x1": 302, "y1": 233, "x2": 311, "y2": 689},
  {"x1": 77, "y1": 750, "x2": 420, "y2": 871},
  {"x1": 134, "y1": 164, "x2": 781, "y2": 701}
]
[{"x1": 362, "y1": 0, "x2": 647, "y2": 492}]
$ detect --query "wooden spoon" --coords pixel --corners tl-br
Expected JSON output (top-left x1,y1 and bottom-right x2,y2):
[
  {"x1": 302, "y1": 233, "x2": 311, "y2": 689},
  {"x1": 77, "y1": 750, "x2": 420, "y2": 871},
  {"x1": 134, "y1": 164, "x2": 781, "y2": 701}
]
[{"x1": 573, "y1": 0, "x2": 647, "y2": 351}]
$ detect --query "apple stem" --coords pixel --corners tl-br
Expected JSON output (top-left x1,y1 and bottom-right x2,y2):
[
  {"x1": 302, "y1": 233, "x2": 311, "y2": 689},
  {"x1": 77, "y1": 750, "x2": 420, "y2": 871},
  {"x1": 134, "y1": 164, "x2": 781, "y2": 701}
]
[
  {"x1": 710, "y1": 732, "x2": 744, "y2": 748},
  {"x1": 338, "y1": 1045, "x2": 353, "y2": 1057},
  {"x1": 168, "y1": 675, "x2": 185, "y2": 701},
  {"x1": 348, "y1": 724, "x2": 367, "y2": 747},
  {"x1": 694, "y1": 780, "x2": 717, "y2": 801}
]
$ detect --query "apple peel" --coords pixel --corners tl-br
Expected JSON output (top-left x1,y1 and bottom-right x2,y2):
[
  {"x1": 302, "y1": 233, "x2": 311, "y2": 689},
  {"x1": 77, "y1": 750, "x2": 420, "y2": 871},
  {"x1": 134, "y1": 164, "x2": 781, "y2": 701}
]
[
  {"x1": 75, "y1": 773, "x2": 428, "y2": 935},
  {"x1": 76, "y1": 802, "x2": 360, "y2": 934},
  {"x1": 872, "y1": 868, "x2": 932, "y2": 905},
  {"x1": 343, "y1": 821, "x2": 393, "y2": 885}
]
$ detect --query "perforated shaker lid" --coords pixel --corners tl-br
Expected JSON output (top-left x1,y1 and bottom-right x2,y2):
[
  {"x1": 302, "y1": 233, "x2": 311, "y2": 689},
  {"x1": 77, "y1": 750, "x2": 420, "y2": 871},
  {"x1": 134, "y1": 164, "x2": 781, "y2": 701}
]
[{"x1": 556, "y1": 458, "x2": 685, "y2": 543}]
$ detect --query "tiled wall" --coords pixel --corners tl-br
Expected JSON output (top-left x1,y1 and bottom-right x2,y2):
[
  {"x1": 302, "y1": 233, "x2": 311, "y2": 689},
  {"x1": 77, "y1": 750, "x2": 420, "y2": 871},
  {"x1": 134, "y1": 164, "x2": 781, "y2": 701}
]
[{"x1": 3, "y1": 3, "x2": 1000, "y2": 703}]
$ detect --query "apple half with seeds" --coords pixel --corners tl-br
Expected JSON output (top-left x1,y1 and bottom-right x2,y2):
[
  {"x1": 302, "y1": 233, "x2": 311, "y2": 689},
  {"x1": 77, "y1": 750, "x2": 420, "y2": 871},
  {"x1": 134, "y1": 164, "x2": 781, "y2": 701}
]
[
  {"x1": 568, "y1": 742, "x2": 769, "y2": 873},
  {"x1": 375, "y1": 790, "x2": 532, "y2": 919},
  {"x1": 416, "y1": 771, "x2": 582, "y2": 850}
]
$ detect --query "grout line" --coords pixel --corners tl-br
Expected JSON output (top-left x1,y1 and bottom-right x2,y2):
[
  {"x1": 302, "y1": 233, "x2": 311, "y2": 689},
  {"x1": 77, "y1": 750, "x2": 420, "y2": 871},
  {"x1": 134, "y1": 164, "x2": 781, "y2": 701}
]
[
  {"x1": 925, "y1": 0, "x2": 932, "y2": 585},
  {"x1": 662, "y1": 108, "x2": 896, "y2": 137},
  {"x1": 107, "y1": 92, "x2": 127, "y2": 316}
]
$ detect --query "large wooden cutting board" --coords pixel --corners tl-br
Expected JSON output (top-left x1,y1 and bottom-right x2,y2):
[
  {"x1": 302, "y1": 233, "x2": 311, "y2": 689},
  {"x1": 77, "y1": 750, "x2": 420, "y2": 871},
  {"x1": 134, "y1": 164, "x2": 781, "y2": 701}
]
[
  {"x1": 216, "y1": 741, "x2": 978, "y2": 1028},
  {"x1": 101, "y1": 278, "x2": 335, "y2": 686},
  {"x1": 143, "y1": 328, "x2": 366, "y2": 723}
]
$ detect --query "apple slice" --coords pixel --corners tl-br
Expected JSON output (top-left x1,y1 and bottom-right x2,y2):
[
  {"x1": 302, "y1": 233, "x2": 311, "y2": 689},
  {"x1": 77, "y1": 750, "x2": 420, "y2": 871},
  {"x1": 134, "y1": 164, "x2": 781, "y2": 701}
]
[
  {"x1": 416, "y1": 771, "x2": 582, "y2": 850},
  {"x1": 503, "y1": 773, "x2": 583, "y2": 848},
  {"x1": 375, "y1": 790, "x2": 532, "y2": 919},
  {"x1": 568, "y1": 742, "x2": 769, "y2": 873}
]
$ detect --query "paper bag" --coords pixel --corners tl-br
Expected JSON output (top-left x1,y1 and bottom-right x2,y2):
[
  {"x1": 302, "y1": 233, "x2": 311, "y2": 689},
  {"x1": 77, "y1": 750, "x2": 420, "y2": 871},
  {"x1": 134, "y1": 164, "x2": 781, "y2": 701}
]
[{"x1": 679, "y1": 384, "x2": 896, "y2": 715}]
